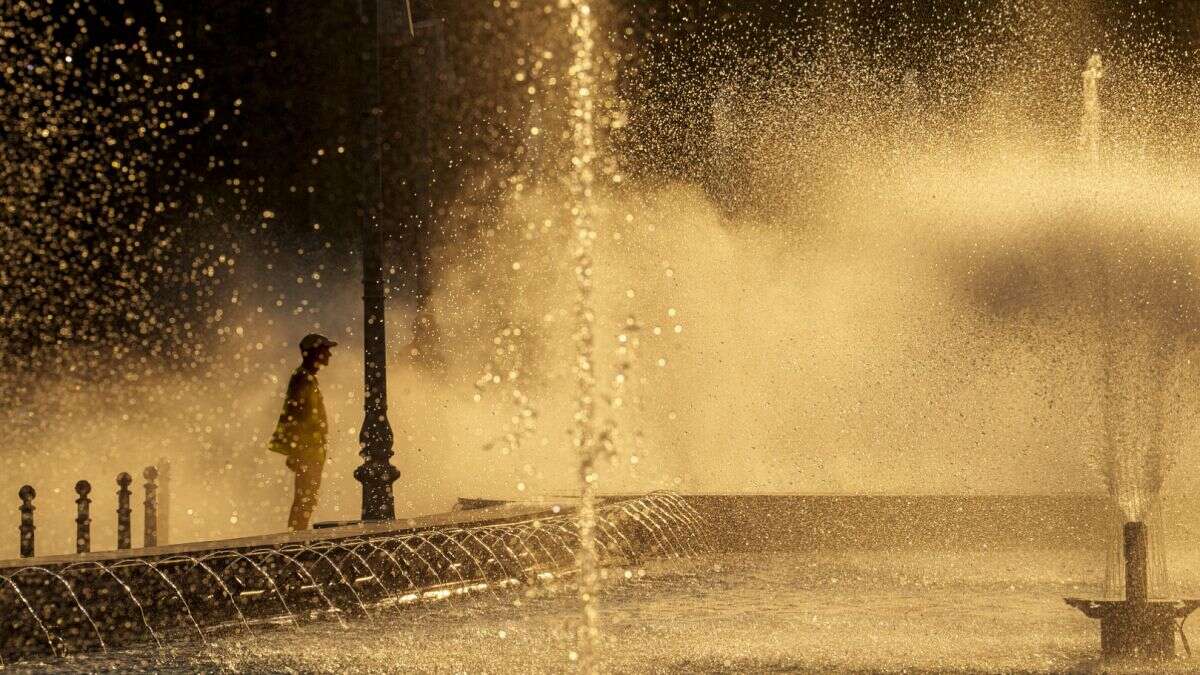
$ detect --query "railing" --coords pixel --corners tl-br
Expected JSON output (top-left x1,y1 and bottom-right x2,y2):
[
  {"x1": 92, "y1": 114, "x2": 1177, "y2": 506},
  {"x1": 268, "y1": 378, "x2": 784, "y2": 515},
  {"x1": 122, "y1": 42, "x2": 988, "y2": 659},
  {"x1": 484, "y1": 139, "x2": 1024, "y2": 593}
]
[{"x1": 16, "y1": 460, "x2": 171, "y2": 558}]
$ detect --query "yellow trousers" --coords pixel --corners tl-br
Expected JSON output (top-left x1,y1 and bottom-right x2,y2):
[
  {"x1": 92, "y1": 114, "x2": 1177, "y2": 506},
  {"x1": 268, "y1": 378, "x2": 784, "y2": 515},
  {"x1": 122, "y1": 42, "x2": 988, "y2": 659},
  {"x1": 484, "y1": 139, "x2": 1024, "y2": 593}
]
[{"x1": 287, "y1": 456, "x2": 323, "y2": 531}]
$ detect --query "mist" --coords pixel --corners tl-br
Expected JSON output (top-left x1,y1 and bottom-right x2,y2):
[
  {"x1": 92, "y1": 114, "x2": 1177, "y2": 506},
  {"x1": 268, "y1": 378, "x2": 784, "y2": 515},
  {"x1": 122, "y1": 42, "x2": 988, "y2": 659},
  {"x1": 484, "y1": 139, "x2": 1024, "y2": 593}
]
[{"x1": 8, "y1": 5, "x2": 1200, "y2": 559}]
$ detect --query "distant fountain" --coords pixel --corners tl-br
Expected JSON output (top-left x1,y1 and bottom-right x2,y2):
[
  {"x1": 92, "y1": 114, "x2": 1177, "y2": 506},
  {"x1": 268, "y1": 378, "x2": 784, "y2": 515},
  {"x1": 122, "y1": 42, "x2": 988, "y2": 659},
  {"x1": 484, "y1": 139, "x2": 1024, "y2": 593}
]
[
  {"x1": 1067, "y1": 521, "x2": 1199, "y2": 660},
  {"x1": 1079, "y1": 54, "x2": 1173, "y2": 601},
  {"x1": 1066, "y1": 53, "x2": 1197, "y2": 662}
]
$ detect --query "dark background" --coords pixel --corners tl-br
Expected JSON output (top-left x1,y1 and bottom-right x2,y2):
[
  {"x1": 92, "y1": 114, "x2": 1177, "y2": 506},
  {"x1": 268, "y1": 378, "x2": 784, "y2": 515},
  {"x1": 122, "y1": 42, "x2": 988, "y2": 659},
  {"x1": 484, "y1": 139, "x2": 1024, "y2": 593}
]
[
  {"x1": 178, "y1": 0, "x2": 1200, "y2": 249},
  {"x1": 11, "y1": 0, "x2": 1200, "y2": 350},
  {"x1": 91, "y1": 1, "x2": 1200, "y2": 275}
]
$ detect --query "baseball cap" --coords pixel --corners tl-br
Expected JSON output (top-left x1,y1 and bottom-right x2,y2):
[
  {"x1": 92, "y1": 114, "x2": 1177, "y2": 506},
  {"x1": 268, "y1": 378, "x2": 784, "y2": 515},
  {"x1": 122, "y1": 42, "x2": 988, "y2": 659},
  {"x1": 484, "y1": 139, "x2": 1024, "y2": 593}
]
[{"x1": 299, "y1": 333, "x2": 338, "y2": 353}]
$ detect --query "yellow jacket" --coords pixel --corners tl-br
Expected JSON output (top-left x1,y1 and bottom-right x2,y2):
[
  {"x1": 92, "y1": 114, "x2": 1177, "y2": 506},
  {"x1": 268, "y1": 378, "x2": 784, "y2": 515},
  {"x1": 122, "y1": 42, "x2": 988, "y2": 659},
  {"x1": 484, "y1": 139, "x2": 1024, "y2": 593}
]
[{"x1": 268, "y1": 367, "x2": 328, "y2": 463}]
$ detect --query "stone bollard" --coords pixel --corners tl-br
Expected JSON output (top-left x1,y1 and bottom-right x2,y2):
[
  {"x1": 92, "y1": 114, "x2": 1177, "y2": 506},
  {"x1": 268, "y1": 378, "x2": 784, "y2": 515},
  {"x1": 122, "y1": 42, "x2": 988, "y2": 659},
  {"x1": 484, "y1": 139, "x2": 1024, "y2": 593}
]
[
  {"x1": 116, "y1": 472, "x2": 132, "y2": 550},
  {"x1": 75, "y1": 480, "x2": 92, "y2": 554},
  {"x1": 143, "y1": 466, "x2": 158, "y2": 548},
  {"x1": 157, "y1": 457, "x2": 170, "y2": 545},
  {"x1": 18, "y1": 485, "x2": 35, "y2": 558}
]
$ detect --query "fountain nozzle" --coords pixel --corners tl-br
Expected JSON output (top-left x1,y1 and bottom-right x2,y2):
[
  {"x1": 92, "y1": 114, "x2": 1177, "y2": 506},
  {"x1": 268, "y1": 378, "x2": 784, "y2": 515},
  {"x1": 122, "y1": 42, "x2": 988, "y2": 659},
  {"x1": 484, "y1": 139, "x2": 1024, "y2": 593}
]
[{"x1": 1124, "y1": 521, "x2": 1148, "y2": 602}]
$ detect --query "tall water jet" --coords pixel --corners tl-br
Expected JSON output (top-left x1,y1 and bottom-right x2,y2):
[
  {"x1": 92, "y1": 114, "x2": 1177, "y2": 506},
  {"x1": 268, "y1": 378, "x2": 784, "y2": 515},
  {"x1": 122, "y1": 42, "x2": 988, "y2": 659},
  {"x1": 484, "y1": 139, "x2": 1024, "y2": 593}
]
[
  {"x1": 1081, "y1": 53, "x2": 1102, "y2": 169},
  {"x1": 1081, "y1": 51, "x2": 1127, "y2": 599},
  {"x1": 565, "y1": 0, "x2": 602, "y2": 671},
  {"x1": 1064, "y1": 52, "x2": 1199, "y2": 662},
  {"x1": 1080, "y1": 53, "x2": 1172, "y2": 600}
]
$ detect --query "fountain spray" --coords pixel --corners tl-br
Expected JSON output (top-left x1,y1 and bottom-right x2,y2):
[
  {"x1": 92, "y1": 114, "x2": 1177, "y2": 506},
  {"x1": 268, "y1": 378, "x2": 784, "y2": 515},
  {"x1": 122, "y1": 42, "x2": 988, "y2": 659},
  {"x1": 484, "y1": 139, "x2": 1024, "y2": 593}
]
[
  {"x1": 1066, "y1": 52, "x2": 1199, "y2": 662},
  {"x1": 1081, "y1": 52, "x2": 1173, "y2": 601},
  {"x1": 1081, "y1": 51, "x2": 1127, "y2": 600},
  {"x1": 565, "y1": 0, "x2": 601, "y2": 671}
]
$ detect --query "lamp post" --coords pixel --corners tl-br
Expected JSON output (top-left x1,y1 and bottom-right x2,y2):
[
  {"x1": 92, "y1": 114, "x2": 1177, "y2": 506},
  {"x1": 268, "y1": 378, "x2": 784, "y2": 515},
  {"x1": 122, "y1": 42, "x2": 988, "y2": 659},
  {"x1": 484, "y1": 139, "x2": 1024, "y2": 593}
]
[{"x1": 352, "y1": 0, "x2": 411, "y2": 521}]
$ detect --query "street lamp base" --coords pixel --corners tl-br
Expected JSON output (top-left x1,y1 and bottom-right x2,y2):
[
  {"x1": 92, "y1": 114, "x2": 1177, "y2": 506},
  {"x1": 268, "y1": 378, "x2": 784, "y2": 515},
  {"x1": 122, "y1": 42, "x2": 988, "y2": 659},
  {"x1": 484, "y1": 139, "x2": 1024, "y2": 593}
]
[{"x1": 354, "y1": 458, "x2": 401, "y2": 521}]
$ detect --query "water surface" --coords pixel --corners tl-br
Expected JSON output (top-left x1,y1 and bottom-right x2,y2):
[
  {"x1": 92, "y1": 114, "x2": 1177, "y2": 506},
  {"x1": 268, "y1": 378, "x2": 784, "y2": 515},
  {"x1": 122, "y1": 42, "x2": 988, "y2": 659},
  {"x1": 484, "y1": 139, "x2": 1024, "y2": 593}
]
[{"x1": 14, "y1": 546, "x2": 1200, "y2": 673}]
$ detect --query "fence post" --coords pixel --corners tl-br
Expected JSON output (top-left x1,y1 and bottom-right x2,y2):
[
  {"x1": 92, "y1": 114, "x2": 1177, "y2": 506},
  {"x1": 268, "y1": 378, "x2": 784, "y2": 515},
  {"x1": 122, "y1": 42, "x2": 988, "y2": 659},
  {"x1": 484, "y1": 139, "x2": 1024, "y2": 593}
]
[
  {"x1": 18, "y1": 485, "x2": 35, "y2": 558},
  {"x1": 158, "y1": 457, "x2": 170, "y2": 545},
  {"x1": 117, "y1": 472, "x2": 132, "y2": 550},
  {"x1": 75, "y1": 480, "x2": 92, "y2": 554},
  {"x1": 143, "y1": 466, "x2": 158, "y2": 548}
]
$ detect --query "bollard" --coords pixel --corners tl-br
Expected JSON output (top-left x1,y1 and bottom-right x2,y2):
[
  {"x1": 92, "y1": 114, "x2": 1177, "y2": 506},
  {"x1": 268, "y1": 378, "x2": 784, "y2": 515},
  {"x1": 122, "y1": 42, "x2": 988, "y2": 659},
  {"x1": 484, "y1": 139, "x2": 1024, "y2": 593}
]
[
  {"x1": 143, "y1": 466, "x2": 158, "y2": 548},
  {"x1": 157, "y1": 457, "x2": 170, "y2": 545},
  {"x1": 18, "y1": 485, "x2": 35, "y2": 558},
  {"x1": 117, "y1": 472, "x2": 132, "y2": 550},
  {"x1": 75, "y1": 480, "x2": 92, "y2": 554}
]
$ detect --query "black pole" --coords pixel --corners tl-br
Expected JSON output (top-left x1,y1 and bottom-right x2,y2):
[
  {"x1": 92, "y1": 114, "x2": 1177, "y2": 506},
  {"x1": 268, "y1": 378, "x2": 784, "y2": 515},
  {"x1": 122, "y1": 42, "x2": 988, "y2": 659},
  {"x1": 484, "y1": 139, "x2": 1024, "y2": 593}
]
[
  {"x1": 18, "y1": 485, "x2": 35, "y2": 558},
  {"x1": 75, "y1": 480, "x2": 91, "y2": 554},
  {"x1": 354, "y1": 0, "x2": 400, "y2": 521},
  {"x1": 116, "y1": 472, "x2": 132, "y2": 550},
  {"x1": 143, "y1": 466, "x2": 159, "y2": 548},
  {"x1": 158, "y1": 457, "x2": 170, "y2": 545}
]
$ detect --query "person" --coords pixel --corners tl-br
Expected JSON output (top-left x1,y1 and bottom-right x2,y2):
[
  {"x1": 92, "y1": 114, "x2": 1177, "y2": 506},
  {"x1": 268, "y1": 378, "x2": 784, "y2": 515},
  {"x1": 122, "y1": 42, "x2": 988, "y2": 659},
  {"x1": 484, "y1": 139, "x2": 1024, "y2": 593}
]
[{"x1": 269, "y1": 333, "x2": 337, "y2": 530}]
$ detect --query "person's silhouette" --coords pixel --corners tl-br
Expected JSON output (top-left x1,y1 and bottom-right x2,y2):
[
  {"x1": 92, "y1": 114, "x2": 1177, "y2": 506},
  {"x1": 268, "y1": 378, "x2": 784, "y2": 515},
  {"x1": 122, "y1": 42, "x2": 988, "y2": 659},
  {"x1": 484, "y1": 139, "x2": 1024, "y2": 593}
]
[{"x1": 269, "y1": 333, "x2": 337, "y2": 530}]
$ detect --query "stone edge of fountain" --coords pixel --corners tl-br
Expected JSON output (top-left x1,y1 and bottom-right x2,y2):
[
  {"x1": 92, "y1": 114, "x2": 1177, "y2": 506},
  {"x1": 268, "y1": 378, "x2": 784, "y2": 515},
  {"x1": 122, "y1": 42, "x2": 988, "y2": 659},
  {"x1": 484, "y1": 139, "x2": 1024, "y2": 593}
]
[{"x1": 0, "y1": 497, "x2": 579, "y2": 570}]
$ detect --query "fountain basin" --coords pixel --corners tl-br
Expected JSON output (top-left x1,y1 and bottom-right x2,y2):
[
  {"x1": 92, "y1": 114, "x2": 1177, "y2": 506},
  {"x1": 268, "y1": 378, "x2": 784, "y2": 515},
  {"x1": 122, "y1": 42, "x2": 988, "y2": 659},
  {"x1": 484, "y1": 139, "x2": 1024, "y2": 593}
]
[
  {"x1": 1064, "y1": 598, "x2": 1200, "y2": 659},
  {"x1": 0, "y1": 492, "x2": 701, "y2": 664}
]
